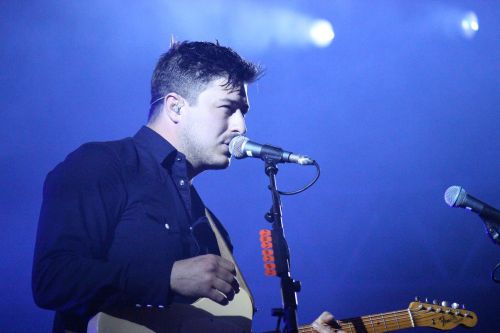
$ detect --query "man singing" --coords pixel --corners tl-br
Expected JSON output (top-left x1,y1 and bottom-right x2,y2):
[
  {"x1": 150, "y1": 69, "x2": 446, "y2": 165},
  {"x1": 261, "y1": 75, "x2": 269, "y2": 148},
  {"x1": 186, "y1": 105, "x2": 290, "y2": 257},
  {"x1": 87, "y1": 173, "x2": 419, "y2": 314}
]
[{"x1": 33, "y1": 41, "x2": 341, "y2": 333}]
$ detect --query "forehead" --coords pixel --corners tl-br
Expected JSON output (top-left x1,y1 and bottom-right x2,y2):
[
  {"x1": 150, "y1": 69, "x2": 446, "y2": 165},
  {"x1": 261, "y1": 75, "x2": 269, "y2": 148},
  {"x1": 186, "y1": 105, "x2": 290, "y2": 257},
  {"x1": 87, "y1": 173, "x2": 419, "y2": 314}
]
[{"x1": 197, "y1": 77, "x2": 249, "y2": 104}]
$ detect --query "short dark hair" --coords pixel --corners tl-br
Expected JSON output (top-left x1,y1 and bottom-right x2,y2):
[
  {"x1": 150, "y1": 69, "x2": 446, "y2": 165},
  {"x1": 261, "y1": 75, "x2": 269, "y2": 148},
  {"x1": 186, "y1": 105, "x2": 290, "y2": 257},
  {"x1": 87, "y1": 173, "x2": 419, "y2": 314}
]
[{"x1": 149, "y1": 41, "x2": 262, "y2": 120}]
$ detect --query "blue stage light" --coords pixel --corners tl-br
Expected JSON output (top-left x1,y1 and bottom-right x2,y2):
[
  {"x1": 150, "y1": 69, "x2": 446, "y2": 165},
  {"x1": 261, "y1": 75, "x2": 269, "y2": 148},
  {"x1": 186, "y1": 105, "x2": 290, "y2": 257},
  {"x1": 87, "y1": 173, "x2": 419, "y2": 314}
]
[
  {"x1": 460, "y1": 11, "x2": 479, "y2": 39},
  {"x1": 309, "y1": 19, "x2": 335, "y2": 48},
  {"x1": 159, "y1": 1, "x2": 336, "y2": 52}
]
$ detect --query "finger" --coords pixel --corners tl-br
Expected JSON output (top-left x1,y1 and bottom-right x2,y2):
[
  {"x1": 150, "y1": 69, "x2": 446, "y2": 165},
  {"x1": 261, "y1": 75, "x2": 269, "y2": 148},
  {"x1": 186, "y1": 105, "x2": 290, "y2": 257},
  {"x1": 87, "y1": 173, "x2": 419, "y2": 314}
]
[
  {"x1": 213, "y1": 278, "x2": 236, "y2": 300},
  {"x1": 215, "y1": 271, "x2": 239, "y2": 294},
  {"x1": 207, "y1": 288, "x2": 229, "y2": 305},
  {"x1": 312, "y1": 311, "x2": 345, "y2": 333},
  {"x1": 215, "y1": 256, "x2": 236, "y2": 273},
  {"x1": 319, "y1": 311, "x2": 335, "y2": 324},
  {"x1": 312, "y1": 322, "x2": 343, "y2": 333},
  {"x1": 231, "y1": 276, "x2": 240, "y2": 293},
  {"x1": 215, "y1": 266, "x2": 236, "y2": 283}
]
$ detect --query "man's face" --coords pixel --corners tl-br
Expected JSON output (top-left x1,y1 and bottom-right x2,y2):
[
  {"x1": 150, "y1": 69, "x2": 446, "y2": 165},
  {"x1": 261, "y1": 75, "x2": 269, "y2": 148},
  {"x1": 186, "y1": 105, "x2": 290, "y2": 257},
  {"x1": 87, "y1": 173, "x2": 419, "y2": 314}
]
[{"x1": 178, "y1": 77, "x2": 249, "y2": 175}]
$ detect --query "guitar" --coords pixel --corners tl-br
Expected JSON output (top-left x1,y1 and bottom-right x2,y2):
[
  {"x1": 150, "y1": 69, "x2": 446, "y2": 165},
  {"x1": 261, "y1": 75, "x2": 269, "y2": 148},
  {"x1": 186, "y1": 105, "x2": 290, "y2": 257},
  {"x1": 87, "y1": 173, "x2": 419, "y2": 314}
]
[
  {"x1": 290, "y1": 300, "x2": 478, "y2": 333},
  {"x1": 88, "y1": 298, "x2": 477, "y2": 333}
]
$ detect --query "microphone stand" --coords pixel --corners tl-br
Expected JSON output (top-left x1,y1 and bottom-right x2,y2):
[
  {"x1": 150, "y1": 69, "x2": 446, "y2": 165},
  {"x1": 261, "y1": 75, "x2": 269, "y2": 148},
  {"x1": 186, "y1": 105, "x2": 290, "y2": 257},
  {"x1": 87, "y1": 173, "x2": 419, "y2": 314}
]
[
  {"x1": 480, "y1": 217, "x2": 500, "y2": 246},
  {"x1": 263, "y1": 158, "x2": 301, "y2": 333},
  {"x1": 479, "y1": 217, "x2": 500, "y2": 283}
]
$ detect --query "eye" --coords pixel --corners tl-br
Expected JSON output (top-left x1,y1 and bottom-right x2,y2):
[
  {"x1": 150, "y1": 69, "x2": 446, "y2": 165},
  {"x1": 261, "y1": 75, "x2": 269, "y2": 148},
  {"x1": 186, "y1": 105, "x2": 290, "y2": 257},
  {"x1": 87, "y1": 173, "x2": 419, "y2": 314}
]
[
  {"x1": 219, "y1": 105, "x2": 235, "y2": 115},
  {"x1": 218, "y1": 104, "x2": 248, "y2": 117}
]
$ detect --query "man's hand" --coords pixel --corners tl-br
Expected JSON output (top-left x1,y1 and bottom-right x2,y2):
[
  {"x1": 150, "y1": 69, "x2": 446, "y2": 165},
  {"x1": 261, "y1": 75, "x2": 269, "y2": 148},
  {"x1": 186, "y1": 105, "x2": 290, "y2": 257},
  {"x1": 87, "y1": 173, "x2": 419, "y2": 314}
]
[
  {"x1": 170, "y1": 254, "x2": 240, "y2": 304},
  {"x1": 312, "y1": 311, "x2": 345, "y2": 333}
]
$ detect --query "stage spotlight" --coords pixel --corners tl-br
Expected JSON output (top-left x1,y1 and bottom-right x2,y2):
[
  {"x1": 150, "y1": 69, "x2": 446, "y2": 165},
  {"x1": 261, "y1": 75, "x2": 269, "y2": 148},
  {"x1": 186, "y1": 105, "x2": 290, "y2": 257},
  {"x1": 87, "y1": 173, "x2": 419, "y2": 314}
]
[
  {"x1": 309, "y1": 19, "x2": 335, "y2": 48},
  {"x1": 162, "y1": 1, "x2": 336, "y2": 52},
  {"x1": 460, "y1": 11, "x2": 479, "y2": 39}
]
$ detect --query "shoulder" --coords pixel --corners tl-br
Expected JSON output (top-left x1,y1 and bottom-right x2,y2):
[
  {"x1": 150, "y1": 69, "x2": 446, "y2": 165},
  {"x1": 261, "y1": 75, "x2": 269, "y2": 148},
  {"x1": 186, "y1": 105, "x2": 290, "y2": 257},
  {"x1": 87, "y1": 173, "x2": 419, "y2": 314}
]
[
  {"x1": 61, "y1": 139, "x2": 131, "y2": 172},
  {"x1": 46, "y1": 137, "x2": 136, "y2": 190},
  {"x1": 73, "y1": 137, "x2": 135, "y2": 162}
]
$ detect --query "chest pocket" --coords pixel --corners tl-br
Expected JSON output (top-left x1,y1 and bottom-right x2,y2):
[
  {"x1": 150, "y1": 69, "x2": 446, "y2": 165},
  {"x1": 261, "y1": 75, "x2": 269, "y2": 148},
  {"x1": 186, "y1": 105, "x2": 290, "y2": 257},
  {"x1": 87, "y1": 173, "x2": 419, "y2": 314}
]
[
  {"x1": 141, "y1": 203, "x2": 182, "y2": 234},
  {"x1": 140, "y1": 200, "x2": 203, "y2": 259}
]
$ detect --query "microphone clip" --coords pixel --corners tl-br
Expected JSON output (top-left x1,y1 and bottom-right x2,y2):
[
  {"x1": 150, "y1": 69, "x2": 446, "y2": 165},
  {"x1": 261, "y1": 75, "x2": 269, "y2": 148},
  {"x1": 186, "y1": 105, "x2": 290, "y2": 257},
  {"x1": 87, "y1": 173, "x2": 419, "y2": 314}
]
[{"x1": 481, "y1": 217, "x2": 500, "y2": 246}]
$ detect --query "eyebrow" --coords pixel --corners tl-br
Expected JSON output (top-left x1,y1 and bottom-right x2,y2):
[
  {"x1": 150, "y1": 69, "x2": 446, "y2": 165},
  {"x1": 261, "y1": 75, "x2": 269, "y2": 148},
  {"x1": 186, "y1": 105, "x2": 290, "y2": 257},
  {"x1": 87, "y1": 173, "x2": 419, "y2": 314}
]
[{"x1": 218, "y1": 98, "x2": 250, "y2": 114}]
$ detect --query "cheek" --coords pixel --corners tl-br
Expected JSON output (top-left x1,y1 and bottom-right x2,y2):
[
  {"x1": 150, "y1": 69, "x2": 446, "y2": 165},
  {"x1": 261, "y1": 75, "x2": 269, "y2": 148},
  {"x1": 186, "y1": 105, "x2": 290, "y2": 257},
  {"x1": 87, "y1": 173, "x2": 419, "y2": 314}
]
[
  {"x1": 210, "y1": 117, "x2": 230, "y2": 134},
  {"x1": 191, "y1": 113, "x2": 229, "y2": 140}
]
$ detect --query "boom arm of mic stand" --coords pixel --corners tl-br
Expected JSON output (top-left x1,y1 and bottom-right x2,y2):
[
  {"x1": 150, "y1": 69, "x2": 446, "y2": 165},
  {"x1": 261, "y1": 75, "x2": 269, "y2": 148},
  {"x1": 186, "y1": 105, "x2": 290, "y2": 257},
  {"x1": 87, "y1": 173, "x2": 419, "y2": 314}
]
[{"x1": 264, "y1": 159, "x2": 300, "y2": 333}]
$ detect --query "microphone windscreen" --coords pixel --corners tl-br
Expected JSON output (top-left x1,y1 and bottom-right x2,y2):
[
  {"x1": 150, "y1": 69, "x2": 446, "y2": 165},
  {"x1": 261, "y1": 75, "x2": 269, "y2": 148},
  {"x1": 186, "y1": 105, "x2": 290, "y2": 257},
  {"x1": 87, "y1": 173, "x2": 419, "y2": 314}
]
[
  {"x1": 444, "y1": 185, "x2": 466, "y2": 207},
  {"x1": 229, "y1": 136, "x2": 249, "y2": 159}
]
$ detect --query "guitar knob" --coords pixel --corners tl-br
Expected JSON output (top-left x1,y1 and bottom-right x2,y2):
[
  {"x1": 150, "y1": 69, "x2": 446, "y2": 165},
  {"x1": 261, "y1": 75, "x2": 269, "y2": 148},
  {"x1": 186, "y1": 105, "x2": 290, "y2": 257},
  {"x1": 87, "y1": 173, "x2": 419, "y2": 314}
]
[
  {"x1": 414, "y1": 296, "x2": 419, "y2": 301},
  {"x1": 425, "y1": 297, "x2": 429, "y2": 303},
  {"x1": 462, "y1": 304, "x2": 466, "y2": 309},
  {"x1": 441, "y1": 301, "x2": 449, "y2": 307},
  {"x1": 432, "y1": 299, "x2": 438, "y2": 305},
  {"x1": 452, "y1": 302, "x2": 459, "y2": 309}
]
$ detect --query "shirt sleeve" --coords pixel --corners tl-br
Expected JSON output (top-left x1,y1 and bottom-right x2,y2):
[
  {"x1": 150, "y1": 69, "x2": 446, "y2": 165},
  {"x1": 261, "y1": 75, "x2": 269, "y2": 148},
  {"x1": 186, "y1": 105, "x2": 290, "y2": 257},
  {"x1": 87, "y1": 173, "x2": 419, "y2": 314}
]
[{"x1": 32, "y1": 142, "x2": 130, "y2": 314}]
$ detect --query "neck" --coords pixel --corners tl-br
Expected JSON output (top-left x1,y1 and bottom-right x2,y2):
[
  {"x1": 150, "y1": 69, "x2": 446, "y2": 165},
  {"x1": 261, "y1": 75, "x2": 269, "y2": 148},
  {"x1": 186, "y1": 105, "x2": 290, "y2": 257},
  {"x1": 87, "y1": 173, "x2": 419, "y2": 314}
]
[
  {"x1": 146, "y1": 123, "x2": 202, "y2": 181},
  {"x1": 147, "y1": 122, "x2": 177, "y2": 147}
]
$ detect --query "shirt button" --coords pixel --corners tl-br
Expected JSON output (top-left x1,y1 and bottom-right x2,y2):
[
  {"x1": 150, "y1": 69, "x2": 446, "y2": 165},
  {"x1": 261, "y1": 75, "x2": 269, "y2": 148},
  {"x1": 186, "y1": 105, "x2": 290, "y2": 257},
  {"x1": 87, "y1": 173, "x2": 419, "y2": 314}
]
[
  {"x1": 179, "y1": 179, "x2": 185, "y2": 186},
  {"x1": 164, "y1": 223, "x2": 170, "y2": 230},
  {"x1": 176, "y1": 156, "x2": 182, "y2": 162}
]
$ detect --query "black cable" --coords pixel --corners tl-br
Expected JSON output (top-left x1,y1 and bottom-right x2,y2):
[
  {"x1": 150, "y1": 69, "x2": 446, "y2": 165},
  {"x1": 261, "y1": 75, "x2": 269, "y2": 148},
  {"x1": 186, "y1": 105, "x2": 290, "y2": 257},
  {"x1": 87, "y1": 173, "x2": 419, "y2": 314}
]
[
  {"x1": 277, "y1": 160, "x2": 321, "y2": 196},
  {"x1": 492, "y1": 262, "x2": 500, "y2": 283}
]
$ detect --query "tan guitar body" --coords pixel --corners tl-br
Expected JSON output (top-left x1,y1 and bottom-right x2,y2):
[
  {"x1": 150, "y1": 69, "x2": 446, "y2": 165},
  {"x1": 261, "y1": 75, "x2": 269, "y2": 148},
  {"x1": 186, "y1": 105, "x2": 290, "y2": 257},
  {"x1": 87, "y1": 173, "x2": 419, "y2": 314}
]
[{"x1": 88, "y1": 289, "x2": 253, "y2": 333}]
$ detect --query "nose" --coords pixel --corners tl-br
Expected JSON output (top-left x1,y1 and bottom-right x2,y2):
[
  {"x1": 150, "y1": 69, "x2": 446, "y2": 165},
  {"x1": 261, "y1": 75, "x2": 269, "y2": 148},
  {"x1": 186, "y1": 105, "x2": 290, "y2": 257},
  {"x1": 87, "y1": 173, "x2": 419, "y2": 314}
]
[{"x1": 230, "y1": 109, "x2": 246, "y2": 135}]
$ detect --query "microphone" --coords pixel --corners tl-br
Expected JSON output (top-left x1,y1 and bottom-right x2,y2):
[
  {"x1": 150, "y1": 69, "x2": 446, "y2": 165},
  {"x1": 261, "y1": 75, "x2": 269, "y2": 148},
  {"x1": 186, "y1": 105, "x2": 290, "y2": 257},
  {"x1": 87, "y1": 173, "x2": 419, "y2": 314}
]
[
  {"x1": 229, "y1": 136, "x2": 314, "y2": 165},
  {"x1": 444, "y1": 186, "x2": 500, "y2": 222}
]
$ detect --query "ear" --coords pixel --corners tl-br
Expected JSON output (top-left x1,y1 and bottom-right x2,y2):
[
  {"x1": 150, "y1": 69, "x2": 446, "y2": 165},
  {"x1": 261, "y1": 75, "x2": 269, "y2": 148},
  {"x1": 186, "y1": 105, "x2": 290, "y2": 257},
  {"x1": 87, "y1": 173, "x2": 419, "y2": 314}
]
[{"x1": 163, "y1": 93, "x2": 185, "y2": 123}]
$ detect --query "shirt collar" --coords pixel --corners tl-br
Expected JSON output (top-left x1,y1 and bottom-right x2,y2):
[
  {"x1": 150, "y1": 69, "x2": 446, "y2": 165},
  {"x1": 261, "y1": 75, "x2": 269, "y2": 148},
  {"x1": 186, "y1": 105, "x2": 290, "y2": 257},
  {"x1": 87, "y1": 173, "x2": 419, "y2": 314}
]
[{"x1": 133, "y1": 126, "x2": 185, "y2": 168}]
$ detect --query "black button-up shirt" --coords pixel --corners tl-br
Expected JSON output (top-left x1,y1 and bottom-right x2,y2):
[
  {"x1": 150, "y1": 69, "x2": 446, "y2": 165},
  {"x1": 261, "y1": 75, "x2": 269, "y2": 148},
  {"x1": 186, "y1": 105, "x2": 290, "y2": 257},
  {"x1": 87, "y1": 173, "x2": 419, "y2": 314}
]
[{"x1": 32, "y1": 126, "x2": 229, "y2": 332}]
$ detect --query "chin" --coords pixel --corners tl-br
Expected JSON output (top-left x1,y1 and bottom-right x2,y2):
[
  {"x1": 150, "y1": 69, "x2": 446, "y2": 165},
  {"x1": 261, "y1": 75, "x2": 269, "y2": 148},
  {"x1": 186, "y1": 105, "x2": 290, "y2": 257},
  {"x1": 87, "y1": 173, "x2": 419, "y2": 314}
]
[{"x1": 209, "y1": 156, "x2": 231, "y2": 170}]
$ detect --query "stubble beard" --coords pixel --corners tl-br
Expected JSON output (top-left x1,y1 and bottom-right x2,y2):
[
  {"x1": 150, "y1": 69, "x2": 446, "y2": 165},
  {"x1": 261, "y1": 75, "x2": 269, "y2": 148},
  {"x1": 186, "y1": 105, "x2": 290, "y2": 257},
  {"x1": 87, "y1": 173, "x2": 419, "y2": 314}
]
[{"x1": 180, "y1": 133, "x2": 229, "y2": 173}]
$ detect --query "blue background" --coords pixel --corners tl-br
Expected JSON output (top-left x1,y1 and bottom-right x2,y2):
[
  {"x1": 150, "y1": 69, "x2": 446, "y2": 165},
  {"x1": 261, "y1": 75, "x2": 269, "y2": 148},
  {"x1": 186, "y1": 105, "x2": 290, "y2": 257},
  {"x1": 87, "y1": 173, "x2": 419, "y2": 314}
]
[{"x1": 1, "y1": 1, "x2": 499, "y2": 332}]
